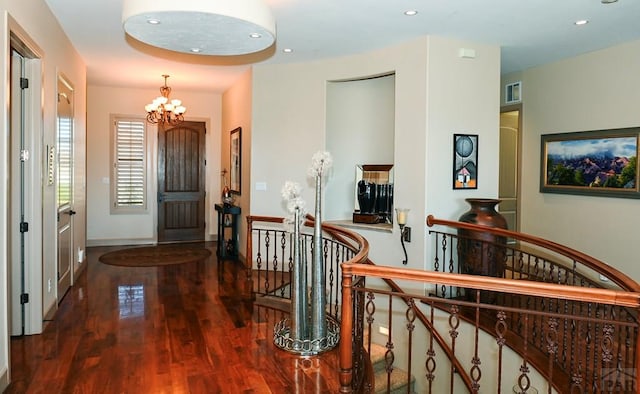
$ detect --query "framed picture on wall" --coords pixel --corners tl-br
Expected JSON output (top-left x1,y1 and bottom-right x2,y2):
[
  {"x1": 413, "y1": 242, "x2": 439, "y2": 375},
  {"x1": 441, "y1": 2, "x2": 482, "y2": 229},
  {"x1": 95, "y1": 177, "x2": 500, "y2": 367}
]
[
  {"x1": 540, "y1": 127, "x2": 640, "y2": 199},
  {"x1": 230, "y1": 127, "x2": 241, "y2": 194},
  {"x1": 453, "y1": 134, "x2": 478, "y2": 189}
]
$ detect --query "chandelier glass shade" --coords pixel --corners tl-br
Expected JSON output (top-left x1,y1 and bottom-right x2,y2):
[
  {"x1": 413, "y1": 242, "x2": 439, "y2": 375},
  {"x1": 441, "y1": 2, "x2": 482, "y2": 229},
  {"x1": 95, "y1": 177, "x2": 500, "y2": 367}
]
[{"x1": 145, "y1": 75, "x2": 186, "y2": 125}]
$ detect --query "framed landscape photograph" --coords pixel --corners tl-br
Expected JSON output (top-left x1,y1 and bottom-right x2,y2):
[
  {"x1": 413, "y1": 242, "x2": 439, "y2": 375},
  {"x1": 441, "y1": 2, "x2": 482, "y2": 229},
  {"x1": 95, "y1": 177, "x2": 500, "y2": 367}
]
[
  {"x1": 540, "y1": 127, "x2": 640, "y2": 199},
  {"x1": 453, "y1": 134, "x2": 478, "y2": 189},
  {"x1": 230, "y1": 127, "x2": 241, "y2": 194}
]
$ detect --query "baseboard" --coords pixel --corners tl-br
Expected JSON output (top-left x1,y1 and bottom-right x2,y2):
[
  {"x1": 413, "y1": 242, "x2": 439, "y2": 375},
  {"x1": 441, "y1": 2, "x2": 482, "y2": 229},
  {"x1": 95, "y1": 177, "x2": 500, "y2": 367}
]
[
  {"x1": 43, "y1": 300, "x2": 57, "y2": 321},
  {"x1": 88, "y1": 234, "x2": 215, "y2": 247},
  {"x1": 87, "y1": 238, "x2": 156, "y2": 247},
  {"x1": 0, "y1": 366, "x2": 8, "y2": 392}
]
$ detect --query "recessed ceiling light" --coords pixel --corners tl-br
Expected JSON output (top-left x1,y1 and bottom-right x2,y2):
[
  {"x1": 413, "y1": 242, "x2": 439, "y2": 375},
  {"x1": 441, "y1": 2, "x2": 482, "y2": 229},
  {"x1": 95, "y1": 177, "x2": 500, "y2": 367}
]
[
  {"x1": 190, "y1": 48, "x2": 202, "y2": 53},
  {"x1": 575, "y1": 19, "x2": 589, "y2": 26},
  {"x1": 283, "y1": 48, "x2": 293, "y2": 53},
  {"x1": 601, "y1": 0, "x2": 618, "y2": 3},
  {"x1": 147, "y1": 19, "x2": 160, "y2": 25},
  {"x1": 404, "y1": 10, "x2": 418, "y2": 16},
  {"x1": 250, "y1": 33, "x2": 262, "y2": 39}
]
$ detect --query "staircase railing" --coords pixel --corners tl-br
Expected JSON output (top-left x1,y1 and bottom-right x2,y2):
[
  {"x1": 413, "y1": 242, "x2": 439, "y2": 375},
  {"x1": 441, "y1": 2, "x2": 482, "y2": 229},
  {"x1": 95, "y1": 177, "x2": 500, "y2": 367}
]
[
  {"x1": 425, "y1": 215, "x2": 640, "y2": 294},
  {"x1": 338, "y1": 216, "x2": 640, "y2": 393},
  {"x1": 338, "y1": 263, "x2": 640, "y2": 393},
  {"x1": 246, "y1": 215, "x2": 640, "y2": 393},
  {"x1": 425, "y1": 215, "x2": 640, "y2": 391},
  {"x1": 247, "y1": 215, "x2": 474, "y2": 392},
  {"x1": 246, "y1": 215, "x2": 368, "y2": 321}
]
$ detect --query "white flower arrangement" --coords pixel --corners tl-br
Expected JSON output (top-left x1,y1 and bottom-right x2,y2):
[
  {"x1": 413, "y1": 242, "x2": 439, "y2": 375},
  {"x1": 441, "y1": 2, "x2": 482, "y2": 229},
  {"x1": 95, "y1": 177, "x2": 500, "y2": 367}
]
[
  {"x1": 307, "y1": 151, "x2": 333, "y2": 178},
  {"x1": 281, "y1": 181, "x2": 306, "y2": 225}
]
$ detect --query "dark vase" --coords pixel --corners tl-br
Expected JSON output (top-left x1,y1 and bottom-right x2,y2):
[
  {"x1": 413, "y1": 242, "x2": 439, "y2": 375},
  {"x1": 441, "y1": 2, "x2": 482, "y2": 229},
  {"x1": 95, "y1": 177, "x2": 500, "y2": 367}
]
[
  {"x1": 457, "y1": 198, "x2": 508, "y2": 303},
  {"x1": 357, "y1": 180, "x2": 377, "y2": 213},
  {"x1": 375, "y1": 184, "x2": 388, "y2": 213}
]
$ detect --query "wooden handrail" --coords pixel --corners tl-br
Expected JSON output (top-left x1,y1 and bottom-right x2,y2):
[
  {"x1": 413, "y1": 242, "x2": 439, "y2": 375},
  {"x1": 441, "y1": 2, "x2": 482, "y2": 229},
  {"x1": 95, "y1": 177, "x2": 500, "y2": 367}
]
[
  {"x1": 342, "y1": 263, "x2": 640, "y2": 308},
  {"x1": 426, "y1": 215, "x2": 640, "y2": 293}
]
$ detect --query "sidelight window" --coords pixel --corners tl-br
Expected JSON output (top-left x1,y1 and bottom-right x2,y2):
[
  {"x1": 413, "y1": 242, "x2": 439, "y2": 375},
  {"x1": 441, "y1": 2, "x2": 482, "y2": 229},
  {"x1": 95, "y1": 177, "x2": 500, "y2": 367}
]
[{"x1": 111, "y1": 116, "x2": 147, "y2": 213}]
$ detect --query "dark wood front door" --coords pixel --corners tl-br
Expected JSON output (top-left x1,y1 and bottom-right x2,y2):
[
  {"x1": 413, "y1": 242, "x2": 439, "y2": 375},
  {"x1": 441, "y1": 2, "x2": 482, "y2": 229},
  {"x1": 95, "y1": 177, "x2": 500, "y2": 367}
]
[{"x1": 157, "y1": 121, "x2": 206, "y2": 242}]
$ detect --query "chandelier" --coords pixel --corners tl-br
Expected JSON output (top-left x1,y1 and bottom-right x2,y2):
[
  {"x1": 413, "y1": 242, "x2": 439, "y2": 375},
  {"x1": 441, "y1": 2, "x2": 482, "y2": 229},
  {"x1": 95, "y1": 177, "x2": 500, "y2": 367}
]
[{"x1": 145, "y1": 75, "x2": 186, "y2": 125}]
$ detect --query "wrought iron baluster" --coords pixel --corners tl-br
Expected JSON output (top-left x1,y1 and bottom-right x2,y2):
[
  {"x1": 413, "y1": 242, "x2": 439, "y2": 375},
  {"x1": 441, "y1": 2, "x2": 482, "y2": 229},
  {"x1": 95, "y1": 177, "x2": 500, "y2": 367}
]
[
  {"x1": 546, "y1": 317, "x2": 559, "y2": 390},
  {"x1": 449, "y1": 305, "x2": 460, "y2": 393},
  {"x1": 433, "y1": 232, "x2": 440, "y2": 274},
  {"x1": 329, "y1": 244, "x2": 337, "y2": 318},
  {"x1": 385, "y1": 295, "x2": 395, "y2": 392},
  {"x1": 405, "y1": 299, "x2": 416, "y2": 393},
  {"x1": 470, "y1": 291, "x2": 482, "y2": 393},
  {"x1": 256, "y1": 230, "x2": 264, "y2": 293},
  {"x1": 425, "y1": 302, "x2": 436, "y2": 393},
  {"x1": 286, "y1": 232, "x2": 293, "y2": 298},
  {"x1": 264, "y1": 230, "x2": 272, "y2": 293},
  {"x1": 365, "y1": 292, "x2": 375, "y2": 354},
  {"x1": 515, "y1": 314, "x2": 532, "y2": 394},
  {"x1": 570, "y1": 315, "x2": 585, "y2": 394},
  {"x1": 495, "y1": 310, "x2": 507, "y2": 394}
]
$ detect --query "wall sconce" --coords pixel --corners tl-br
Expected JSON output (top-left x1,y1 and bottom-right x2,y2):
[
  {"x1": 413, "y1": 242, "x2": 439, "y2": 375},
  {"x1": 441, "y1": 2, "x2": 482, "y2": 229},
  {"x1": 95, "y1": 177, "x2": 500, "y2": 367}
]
[{"x1": 395, "y1": 208, "x2": 411, "y2": 265}]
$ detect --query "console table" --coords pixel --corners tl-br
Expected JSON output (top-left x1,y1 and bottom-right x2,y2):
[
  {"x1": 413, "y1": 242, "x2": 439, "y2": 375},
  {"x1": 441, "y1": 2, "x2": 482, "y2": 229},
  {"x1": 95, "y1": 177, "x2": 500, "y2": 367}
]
[{"x1": 214, "y1": 203, "x2": 241, "y2": 260}]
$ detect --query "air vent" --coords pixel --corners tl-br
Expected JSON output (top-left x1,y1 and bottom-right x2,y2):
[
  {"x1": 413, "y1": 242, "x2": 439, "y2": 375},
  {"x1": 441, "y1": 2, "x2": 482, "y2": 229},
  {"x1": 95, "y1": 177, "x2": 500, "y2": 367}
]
[{"x1": 505, "y1": 81, "x2": 522, "y2": 104}]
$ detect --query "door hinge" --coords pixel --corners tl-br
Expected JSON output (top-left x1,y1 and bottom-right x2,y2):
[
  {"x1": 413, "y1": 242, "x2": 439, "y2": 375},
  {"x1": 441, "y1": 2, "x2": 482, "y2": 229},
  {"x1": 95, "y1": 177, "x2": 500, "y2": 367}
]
[
  {"x1": 20, "y1": 293, "x2": 29, "y2": 304},
  {"x1": 20, "y1": 77, "x2": 29, "y2": 89},
  {"x1": 20, "y1": 149, "x2": 30, "y2": 162},
  {"x1": 20, "y1": 222, "x2": 29, "y2": 233}
]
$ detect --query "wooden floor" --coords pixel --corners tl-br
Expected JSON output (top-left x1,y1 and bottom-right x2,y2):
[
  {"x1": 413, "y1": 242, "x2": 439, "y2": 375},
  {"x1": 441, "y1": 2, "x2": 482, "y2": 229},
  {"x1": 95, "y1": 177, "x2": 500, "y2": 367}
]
[{"x1": 5, "y1": 243, "x2": 341, "y2": 394}]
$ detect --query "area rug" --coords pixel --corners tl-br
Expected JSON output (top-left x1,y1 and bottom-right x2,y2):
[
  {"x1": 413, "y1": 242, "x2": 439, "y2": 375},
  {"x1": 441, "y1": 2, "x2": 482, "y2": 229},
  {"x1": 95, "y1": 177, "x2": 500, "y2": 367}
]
[{"x1": 99, "y1": 244, "x2": 212, "y2": 267}]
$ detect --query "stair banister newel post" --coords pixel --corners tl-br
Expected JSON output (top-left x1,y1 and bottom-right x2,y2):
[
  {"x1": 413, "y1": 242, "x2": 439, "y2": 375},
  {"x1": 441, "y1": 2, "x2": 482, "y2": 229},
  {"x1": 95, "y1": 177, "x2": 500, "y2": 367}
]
[{"x1": 339, "y1": 265, "x2": 354, "y2": 393}]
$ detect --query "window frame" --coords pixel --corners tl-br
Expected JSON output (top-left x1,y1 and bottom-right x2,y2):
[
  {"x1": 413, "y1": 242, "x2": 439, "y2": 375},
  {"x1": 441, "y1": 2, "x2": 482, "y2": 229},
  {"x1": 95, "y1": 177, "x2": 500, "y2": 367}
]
[{"x1": 110, "y1": 115, "x2": 149, "y2": 214}]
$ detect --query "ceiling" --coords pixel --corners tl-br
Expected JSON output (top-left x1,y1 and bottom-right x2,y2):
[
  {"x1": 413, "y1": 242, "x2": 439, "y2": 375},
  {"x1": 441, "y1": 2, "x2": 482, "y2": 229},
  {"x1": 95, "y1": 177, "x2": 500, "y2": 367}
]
[{"x1": 44, "y1": 0, "x2": 640, "y2": 93}]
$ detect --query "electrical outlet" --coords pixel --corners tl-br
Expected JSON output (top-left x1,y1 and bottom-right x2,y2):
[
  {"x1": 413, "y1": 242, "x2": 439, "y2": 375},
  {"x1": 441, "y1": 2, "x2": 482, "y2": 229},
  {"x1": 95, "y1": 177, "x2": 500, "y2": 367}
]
[
  {"x1": 47, "y1": 278, "x2": 52, "y2": 293},
  {"x1": 77, "y1": 248, "x2": 84, "y2": 263},
  {"x1": 378, "y1": 325, "x2": 389, "y2": 336}
]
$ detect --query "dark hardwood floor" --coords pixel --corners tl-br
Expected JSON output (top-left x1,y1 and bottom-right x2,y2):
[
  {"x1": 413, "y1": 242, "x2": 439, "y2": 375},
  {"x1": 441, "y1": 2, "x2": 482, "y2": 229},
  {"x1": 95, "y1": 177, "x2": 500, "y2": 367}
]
[{"x1": 4, "y1": 243, "x2": 340, "y2": 393}]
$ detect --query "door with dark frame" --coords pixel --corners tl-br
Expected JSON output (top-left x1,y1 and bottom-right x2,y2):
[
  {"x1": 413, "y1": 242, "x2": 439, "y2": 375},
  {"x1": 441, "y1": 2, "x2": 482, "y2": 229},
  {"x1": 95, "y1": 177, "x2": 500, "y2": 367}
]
[{"x1": 157, "y1": 121, "x2": 206, "y2": 242}]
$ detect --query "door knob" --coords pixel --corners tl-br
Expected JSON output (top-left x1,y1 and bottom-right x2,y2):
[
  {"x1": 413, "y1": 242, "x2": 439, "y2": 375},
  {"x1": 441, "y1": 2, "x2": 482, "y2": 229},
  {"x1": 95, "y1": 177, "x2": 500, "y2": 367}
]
[{"x1": 68, "y1": 210, "x2": 76, "y2": 215}]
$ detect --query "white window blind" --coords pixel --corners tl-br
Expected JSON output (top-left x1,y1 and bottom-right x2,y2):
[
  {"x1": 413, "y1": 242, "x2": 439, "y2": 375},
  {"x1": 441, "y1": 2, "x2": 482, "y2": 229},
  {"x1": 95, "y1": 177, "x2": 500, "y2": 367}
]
[
  {"x1": 57, "y1": 116, "x2": 73, "y2": 208},
  {"x1": 112, "y1": 117, "x2": 147, "y2": 212}
]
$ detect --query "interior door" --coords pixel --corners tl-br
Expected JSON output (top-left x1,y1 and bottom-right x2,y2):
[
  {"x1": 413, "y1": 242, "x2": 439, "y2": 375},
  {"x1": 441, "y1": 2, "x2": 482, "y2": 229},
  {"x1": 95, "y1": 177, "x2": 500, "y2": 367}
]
[
  {"x1": 9, "y1": 50, "x2": 25, "y2": 335},
  {"x1": 157, "y1": 121, "x2": 206, "y2": 242},
  {"x1": 57, "y1": 75, "x2": 74, "y2": 299},
  {"x1": 498, "y1": 108, "x2": 521, "y2": 233}
]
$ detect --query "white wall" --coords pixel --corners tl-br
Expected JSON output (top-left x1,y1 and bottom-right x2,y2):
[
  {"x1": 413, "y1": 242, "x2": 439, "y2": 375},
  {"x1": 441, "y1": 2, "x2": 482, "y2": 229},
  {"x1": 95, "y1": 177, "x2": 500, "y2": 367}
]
[
  {"x1": 251, "y1": 38, "x2": 427, "y2": 274},
  {"x1": 221, "y1": 69, "x2": 252, "y2": 259},
  {"x1": 249, "y1": 36, "x2": 500, "y2": 279},
  {"x1": 505, "y1": 39, "x2": 640, "y2": 282},
  {"x1": 0, "y1": 0, "x2": 86, "y2": 388},
  {"x1": 87, "y1": 85, "x2": 222, "y2": 245},
  {"x1": 425, "y1": 37, "x2": 502, "y2": 225}
]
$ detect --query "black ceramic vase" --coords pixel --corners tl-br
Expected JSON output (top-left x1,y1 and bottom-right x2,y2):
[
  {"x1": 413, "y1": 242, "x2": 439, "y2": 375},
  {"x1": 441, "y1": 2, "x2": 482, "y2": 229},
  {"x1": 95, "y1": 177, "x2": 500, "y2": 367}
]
[
  {"x1": 357, "y1": 180, "x2": 377, "y2": 214},
  {"x1": 457, "y1": 198, "x2": 508, "y2": 303}
]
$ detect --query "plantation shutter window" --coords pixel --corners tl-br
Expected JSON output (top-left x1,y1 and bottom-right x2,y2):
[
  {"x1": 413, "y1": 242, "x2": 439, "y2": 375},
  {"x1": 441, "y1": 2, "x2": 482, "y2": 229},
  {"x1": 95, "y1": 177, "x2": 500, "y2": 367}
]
[{"x1": 112, "y1": 117, "x2": 147, "y2": 212}]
